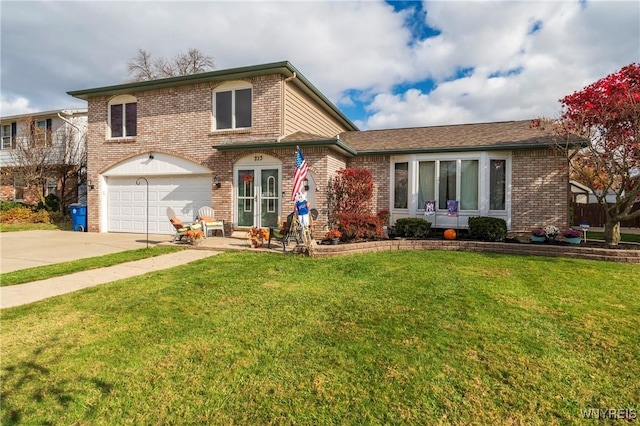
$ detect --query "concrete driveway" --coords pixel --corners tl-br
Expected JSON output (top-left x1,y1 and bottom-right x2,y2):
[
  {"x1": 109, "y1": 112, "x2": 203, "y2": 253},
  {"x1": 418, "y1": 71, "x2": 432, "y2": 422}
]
[{"x1": 1, "y1": 230, "x2": 170, "y2": 273}]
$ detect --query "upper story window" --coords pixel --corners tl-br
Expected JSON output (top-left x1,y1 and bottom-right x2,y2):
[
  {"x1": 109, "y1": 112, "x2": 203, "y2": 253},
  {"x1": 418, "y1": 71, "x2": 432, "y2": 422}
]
[
  {"x1": 109, "y1": 95, "x2": 137, "y2": 138},
  {"x1": 213, "y1": 81, "x2": 252, "y2": 130},
  {"x1": 32, "y1": 119, "x2": 52, "y2": 146},
  {"x1": 1, "y1": 123, "x2": 15, "y2": 150}
]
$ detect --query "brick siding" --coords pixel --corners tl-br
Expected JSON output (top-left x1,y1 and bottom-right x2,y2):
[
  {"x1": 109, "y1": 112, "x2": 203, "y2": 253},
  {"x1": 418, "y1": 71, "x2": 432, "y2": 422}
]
[
  {"x1": 511, "y1": 149, "x2": 569, "y2": 232},
  {"x1": 86, "y1": 75, "x2": 285, "y2": 232}
]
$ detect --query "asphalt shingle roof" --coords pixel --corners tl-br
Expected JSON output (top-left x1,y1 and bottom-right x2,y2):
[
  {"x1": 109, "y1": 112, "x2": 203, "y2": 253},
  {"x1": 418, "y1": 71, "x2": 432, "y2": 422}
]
[{"x1": 339, "y1": 120, "x2": 566, "y2": 153}]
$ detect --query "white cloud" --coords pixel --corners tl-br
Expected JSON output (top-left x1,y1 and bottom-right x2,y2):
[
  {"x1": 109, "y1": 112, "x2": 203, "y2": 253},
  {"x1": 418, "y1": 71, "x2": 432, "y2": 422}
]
[
  {"x1": 360, "y1": 0, "x2": 639, "y2": 129},
  {"x1": 1, "y1": 0, "x2": 638, "y2": 129},
  {"x1": 0, "y1": 96, "x2": 37, "y2": 117}
]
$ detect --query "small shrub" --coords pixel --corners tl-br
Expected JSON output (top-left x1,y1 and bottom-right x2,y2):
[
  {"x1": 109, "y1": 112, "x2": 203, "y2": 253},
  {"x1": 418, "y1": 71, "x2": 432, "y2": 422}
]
[
  {"x1": 32, "y1": 209, "x2": 51, "y2": 223},
  {"x1": 468, "y1": 216, "x2": 507, "y2": 242},
  {"x1": 335, "y1": 213, "x2": 383, "y2": 241},
  {"x1": 1, "y1": 201, "x2": 24, "y2": 212},
  {"x1": 0, "y1": 205, "x2": 50, "y2": 224},
  {"x1": 37, "y1": 194, "x2": 60, "y2": 213},
  {"x1": 395, "y1": 218, "x2": 432, "y2": 238}
]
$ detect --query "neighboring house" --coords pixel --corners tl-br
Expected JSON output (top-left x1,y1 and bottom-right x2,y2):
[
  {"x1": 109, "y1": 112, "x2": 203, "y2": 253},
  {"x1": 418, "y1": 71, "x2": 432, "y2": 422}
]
[
  {"x1": 68, "y1": 61, "x2": 571, "y2": 235},
  {"x1": 570, "y1": 180, "x2": 623, "y2": 204},
  {"x1": 0, "y1": 109, "x2": 88, "y2": 207},
  {"x1": 570, "y1": 180, "x2": 592, "y2": 204}
]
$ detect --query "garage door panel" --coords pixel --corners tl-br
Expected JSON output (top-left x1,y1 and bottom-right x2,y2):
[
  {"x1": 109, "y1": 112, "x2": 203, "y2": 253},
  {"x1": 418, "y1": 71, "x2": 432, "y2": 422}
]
[{"x1": 107, "y1": 176, "x2": 211, "y2": 234}]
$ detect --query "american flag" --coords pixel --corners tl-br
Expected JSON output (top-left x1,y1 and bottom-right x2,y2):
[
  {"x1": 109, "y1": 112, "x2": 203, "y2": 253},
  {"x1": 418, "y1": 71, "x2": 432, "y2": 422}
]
[{"x1": 291, "y1": 146, "x2": 309, "y2": 200}]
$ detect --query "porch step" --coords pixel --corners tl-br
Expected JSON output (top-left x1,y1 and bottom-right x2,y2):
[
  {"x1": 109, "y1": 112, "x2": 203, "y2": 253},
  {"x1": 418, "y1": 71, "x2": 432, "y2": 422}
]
[{"x1": 231, "y1": 230, "x2": 250, "y2": 239}]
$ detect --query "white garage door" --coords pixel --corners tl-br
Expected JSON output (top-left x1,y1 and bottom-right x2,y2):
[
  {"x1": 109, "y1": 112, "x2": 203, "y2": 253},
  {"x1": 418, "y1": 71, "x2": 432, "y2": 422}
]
[{"x1": 107, "y1": 175, "x2": 212, "y2": 234}]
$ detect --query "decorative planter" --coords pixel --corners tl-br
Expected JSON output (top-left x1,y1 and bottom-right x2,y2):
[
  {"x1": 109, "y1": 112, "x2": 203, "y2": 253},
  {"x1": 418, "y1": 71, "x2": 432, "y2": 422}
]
[
  {"x1": 530, "y1": 235, "x2": 546, "y2": 243},
  {"x1": 564, "y1": 237, "x2": 581, "y2": 244}
]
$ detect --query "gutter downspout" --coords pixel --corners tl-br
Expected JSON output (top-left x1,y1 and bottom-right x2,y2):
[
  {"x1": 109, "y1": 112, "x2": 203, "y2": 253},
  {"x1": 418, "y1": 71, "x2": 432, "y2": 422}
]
[{"x1": 57, "y1": 111, "x2": 82, "y2": 132}]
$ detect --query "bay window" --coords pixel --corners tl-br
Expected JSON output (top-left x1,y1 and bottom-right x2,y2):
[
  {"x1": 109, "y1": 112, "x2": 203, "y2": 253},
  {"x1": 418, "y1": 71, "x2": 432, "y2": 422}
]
[{"x1": 394, "y1": 153, "x2": 509, "y2": 227}]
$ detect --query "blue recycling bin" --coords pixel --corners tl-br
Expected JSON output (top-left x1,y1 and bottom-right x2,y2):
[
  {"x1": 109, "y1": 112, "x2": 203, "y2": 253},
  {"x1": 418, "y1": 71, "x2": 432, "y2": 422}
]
[{"x1": 69, "y1": 204, "x2": 87, "y2": 232}]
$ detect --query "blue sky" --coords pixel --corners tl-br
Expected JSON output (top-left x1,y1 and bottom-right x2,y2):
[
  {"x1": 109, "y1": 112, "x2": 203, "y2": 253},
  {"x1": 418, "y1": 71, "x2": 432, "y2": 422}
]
[{"x1": 1, "y1": 0, "x2": 638, "y2": 130}]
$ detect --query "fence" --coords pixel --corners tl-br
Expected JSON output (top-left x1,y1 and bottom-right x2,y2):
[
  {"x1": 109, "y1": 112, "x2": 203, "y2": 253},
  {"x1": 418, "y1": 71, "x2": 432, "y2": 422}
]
[{"x1": 571, "y1": 202, "x2": 640, "y2": 227}]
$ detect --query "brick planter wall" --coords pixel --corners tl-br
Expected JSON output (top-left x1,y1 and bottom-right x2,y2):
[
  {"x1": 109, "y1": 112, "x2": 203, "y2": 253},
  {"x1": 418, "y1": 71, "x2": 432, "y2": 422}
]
[{"x1": 313, "y1": 239, "x2": 640, "y2": 263}]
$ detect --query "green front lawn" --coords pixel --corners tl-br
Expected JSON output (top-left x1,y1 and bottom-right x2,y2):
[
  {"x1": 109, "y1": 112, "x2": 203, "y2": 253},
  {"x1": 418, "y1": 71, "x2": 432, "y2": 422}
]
[
  {"x1": 1, "y1": 251, "x2": 638, "y2": 425},
  {"x1": 586, "y1": 231, "x2": 640, "y2": 243},
  {"x1": 0, "y1": 246, "x2": 183, "y2": 287},
  {"x1": 0, "y1": 222, "x2": 61, "y2": 232}
]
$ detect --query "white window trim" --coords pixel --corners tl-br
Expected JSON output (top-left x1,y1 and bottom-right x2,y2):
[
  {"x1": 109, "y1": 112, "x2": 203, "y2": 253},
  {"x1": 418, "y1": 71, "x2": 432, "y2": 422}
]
[
  {"x1": 108, "y1": 95, "x2": 137, "y2": 139},
  {"x1": 212, "y1": 81, "x2": 253, "y2": 131},
  {"x1": 1, "y1": 124, "x2": 12, "y2": 150}
]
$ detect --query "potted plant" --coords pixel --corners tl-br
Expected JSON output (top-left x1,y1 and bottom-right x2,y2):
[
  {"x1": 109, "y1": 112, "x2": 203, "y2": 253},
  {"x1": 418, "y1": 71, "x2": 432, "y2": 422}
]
[
  {"x1": 183, "y1": 228, "x2": 204, "y2": 245},
  {"x1": 530, "y1": 228, "x2": 546, "y2": 243},
  {"x1": 562, "y1": 229, "x2": 582, "y2": 244},
  {"x1": 248, "y1": 227, "x2": 268, "y2": 248},
  {"x1": 324, "y1": 229, "x2": 342, "y2": 244},
  {"x1": 543, "y1": 225, "x2": 560, "y2": 241}
]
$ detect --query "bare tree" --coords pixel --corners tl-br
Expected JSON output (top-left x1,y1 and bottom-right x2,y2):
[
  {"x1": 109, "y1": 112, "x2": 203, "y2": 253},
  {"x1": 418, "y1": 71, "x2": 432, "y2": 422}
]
[
  {"x1": 127, "y1": 49, "x2": 156, "y2": 81},
  {"x1": 127, "y1": 48, "x2": 215, "y2": 81},
  {"x1": 9, "y1": 117, "x2": 53, "y2": 206},
  {"x1": 10, "y1": 116, "x2": 87, "y2": 214},
  {"x1": 49, "y1": 120, "x2": 87, "y2": 214}
]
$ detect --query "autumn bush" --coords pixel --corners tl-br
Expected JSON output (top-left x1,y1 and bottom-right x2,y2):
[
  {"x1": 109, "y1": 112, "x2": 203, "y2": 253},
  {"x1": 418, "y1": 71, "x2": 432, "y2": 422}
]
[
  {"x1": 0, "y1": 205, "x2": 51, "y2": 224},
  {"x1": 328, "y1": 169, "x2": 382, "y2": 241},
  {"x1": 335, "y1": 212, "x2": 384, "y2": 241},
  {"x1": 328, "y1": 169, "x2": 375, "y2": 216}
]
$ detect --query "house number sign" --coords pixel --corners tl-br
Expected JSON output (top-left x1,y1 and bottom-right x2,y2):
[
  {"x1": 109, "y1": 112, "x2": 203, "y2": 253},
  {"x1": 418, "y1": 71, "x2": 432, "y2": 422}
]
[{"x1": 254, "y1": 155, "x2": 263, "y2": 161}]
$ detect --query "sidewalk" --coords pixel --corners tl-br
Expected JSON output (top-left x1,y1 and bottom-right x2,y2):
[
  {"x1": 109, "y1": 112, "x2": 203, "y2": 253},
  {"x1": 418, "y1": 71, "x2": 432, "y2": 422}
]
[{"x1": 1, "y1": 249, "x2": 221, "y2": 309}]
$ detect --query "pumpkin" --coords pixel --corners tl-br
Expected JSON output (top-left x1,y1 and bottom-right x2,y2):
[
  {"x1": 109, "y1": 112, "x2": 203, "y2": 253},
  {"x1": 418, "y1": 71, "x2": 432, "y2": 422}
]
[{"x1": 444, "y1": 229, "x2": 457, "y2": 240}]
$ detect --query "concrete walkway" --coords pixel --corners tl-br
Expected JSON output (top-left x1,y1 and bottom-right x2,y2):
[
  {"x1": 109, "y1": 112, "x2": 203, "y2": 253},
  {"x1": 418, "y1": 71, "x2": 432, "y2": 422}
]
[
  {"x1": 0, "y1": 230, "x2": 289, "y2": 309},
  {"x1": 0, "y1": 249, "x2": 220, "y2": 309}
]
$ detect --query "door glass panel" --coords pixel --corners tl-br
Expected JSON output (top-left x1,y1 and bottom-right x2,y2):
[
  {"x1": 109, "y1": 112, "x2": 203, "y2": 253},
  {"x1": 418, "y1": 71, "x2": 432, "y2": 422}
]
[
  {"x1": 237, "y1": 170, "x2": 254, "y2": 226},
  {"x1": 261, "y1": 169, "x2": 278, "y2": 227}
]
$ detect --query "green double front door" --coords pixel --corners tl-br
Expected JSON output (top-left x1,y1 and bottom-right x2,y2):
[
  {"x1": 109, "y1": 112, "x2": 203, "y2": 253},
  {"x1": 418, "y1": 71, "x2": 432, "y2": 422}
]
[{"x1": 237, "y1": 168, "x2": 280, "y2": 228}]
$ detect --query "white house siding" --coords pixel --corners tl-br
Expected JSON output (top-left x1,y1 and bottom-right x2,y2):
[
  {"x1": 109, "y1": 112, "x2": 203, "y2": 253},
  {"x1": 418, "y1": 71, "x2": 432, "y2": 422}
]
[{"x1": 284, "y1": 83, "x2": 348, "y2": 137}]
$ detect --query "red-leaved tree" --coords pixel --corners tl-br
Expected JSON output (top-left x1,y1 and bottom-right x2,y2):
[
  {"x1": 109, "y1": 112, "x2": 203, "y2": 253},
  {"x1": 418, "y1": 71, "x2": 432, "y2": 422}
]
[
  {"x1": 539, "y1": 63, "x2": 640, "y2": 246},
  {"x1": 328, "y1": 168, "x2": 374, "y2": 215},
  {"x1": 326, "y1": 168, "x2": 383, "y2": 240}
]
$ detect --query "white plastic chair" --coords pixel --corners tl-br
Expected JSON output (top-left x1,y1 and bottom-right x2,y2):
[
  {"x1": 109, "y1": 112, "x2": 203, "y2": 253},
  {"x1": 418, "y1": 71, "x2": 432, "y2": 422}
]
[
  {"x1": 166, "y1": 207, "x2": 198, "y2": 242},
  {"x1": 197, "y1": 206, "x2": 225, "y2": 237}
]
